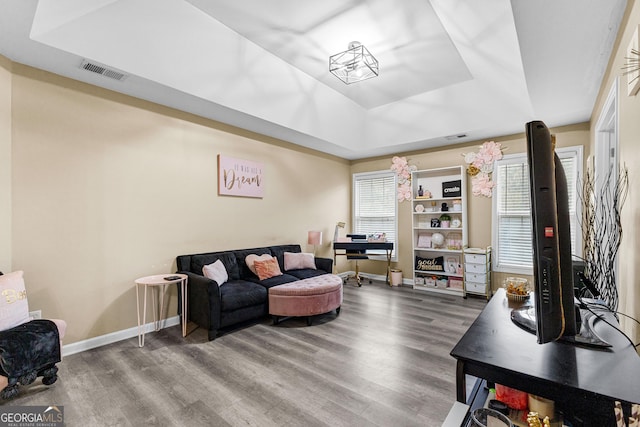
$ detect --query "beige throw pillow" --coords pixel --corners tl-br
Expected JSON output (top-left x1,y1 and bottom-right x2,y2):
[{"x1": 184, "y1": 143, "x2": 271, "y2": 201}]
[
  {"x1": 283, "y1": 252, "x2": 317, "y2": 271},
  {"x1": 203, "y1": 260, "x2": 229, "y2": 286},
  {"x1": 0, "y1": 271, "x2": 31, "y2": 331}
]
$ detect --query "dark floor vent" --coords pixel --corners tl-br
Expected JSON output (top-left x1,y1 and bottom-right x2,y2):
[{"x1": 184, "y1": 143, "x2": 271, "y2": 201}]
[
  {"x1": 445, "y1": 133, "x2": 468, "y2": 141},
  {"x1": 80, "y1": 60, "x2": 128, "y2": 81}
]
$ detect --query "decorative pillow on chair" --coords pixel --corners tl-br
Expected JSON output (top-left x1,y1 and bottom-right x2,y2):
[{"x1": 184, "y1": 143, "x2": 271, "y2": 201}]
[
  {"x1": 203, "y1": 260, "x2": 229, "y2": 286},
  {"x1": 284, "y1": 252, "x2": 316, "y2": 271},
  {"x1": 0, "y1": 270, "x2": 31, "y2": 331},
  {"x1": 253, "y1": 258, "x2": 283, "y2": 281},
  {"x1": 245, "y1": 254, "x2": 273, "y2": 276}
]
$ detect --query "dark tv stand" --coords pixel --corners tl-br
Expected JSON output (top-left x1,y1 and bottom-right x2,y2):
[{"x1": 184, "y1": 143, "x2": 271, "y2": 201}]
[{"x1": 450, "y1": 289, "x2": 640, "y2": 426}]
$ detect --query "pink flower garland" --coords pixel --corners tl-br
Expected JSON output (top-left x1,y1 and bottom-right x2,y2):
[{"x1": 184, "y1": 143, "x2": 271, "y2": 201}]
[
  {"x1": 390, "y1": 156, "x2": 417, "y2": 202},
  {"x1": 463, "y1": 141, "x2": 503, "y2": 198}
]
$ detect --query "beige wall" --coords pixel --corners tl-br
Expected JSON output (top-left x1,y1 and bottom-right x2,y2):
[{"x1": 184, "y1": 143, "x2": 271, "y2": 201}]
[
  {"x1": 5, "y1": 2, "x2": 639, "y2": 346},
  {"x1": 350, "y1": 123, "x2": 590, "y2": 291},
  {"x1": 0, "y1": 56, "x2": 11, "y2": 273},
  {"x1": 591, "y1": 0, "x2": 640, "y2": 344},
  {"x1": 8, "y1": 64, "x2": 350, "y2": 344}
]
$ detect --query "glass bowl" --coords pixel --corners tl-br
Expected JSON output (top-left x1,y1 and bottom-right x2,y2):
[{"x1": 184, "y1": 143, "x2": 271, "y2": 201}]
[{"x1": 471, "y1": 407, "x2": 513, "y2": 427}]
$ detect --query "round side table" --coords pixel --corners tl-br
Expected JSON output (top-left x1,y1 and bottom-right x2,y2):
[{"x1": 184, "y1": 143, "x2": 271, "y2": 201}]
[{"x1": 135, "y1": 274, "x2": 188, "y2": 347}]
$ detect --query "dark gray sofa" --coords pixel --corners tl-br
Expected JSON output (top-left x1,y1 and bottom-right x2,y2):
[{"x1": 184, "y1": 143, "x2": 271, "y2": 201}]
[{"x1": 176, "y1": 244, "x2": 333, "y2": 340}]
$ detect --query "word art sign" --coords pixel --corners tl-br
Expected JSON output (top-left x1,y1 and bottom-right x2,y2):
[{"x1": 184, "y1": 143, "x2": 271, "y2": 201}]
[{"x1": 218, "y1": 155, "x2": 264, "y2": 198}]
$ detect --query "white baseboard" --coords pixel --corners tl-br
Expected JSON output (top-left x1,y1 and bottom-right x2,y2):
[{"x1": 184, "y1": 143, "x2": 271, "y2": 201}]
[{"x1": 61, "y1": 315, "x2": 180, "y2": 356}]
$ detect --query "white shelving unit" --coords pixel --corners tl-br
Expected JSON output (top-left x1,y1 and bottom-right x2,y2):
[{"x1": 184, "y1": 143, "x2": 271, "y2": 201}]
[{"x1": 411, "y1": 166, "x2": 468, "y2": 296}]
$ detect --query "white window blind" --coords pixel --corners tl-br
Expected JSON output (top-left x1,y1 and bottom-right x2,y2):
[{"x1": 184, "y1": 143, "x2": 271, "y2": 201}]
[
  {"x1": 492, "y1": 146, "x2": 583, "y2": 274},
  {"x1": 353, "y1": 171, "x2": 397, "y2": 260}
]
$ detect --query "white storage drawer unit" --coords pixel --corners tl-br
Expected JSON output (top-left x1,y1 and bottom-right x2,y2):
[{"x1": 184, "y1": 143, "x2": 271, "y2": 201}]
[
  {"x1": 465, "y1": 282, "x2": 487, "y2": 294},
  {"x1": 463, "y1": 247, "x2": 491, "y2": 299},
  {"x1": 465, "y1": 272, "x2": 486, "y2": 283},
  {"x1": 464, "y1": 253, "x2": 486, "y2": 264},
  {"x1": 465, "y1": 263, "x2": 487, "y2": 274}
]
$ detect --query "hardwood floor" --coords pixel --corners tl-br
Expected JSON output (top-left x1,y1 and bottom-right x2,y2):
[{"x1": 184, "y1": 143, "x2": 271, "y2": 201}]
[{"x1": 5, "y1": 281, "x2": 486, "y2": 426}]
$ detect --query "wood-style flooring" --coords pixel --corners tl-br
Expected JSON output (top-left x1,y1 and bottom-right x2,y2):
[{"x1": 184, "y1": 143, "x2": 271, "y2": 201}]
[{"x1": 3, "y1": 280, "x2": 486, "y2": 426}]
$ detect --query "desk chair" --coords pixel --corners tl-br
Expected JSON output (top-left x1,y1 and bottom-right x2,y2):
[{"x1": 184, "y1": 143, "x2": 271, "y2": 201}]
[{"x1": 345, "y1": 234, "x2": 372, "y2": 287}]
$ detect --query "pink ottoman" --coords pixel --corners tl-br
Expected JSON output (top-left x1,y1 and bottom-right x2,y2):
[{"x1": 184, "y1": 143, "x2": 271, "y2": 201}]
[{"x1": 269, "y1": 274, "x2": 343, "y2": 326}]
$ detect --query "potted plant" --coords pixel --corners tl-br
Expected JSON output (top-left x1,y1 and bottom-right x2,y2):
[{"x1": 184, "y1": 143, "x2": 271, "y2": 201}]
[{"x1": 439, "y1": 213, "x2": 451, "y2": 228}]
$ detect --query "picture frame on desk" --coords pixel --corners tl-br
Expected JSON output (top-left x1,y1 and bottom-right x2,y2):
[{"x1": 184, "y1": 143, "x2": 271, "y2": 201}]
[
  {"x1": 417, "y1": 233, "x2": 431, "y2": 248},
  {"x1": 445, "y1": 255, "x2": 460, "y2": 274}
]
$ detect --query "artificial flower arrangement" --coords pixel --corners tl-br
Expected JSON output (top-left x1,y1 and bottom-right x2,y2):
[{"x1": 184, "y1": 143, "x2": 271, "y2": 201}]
[
  {"x1": 463, "y1": 140, "x2": 504, "y2": 197},
  {"x1": 390, "y1": 156, "x2": 417, "y2": 202}
]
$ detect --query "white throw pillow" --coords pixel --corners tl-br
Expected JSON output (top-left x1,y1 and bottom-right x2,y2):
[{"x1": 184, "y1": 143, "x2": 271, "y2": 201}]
[
  {"x1": 284, "y1": 252, "x2": 316, "y2": 271},
  {"x1": 0, "y1": 270, "x2": 31, "y2": 330},
  {"x1": 202, "y1": 260, "x2": 228, "y2": 286}
]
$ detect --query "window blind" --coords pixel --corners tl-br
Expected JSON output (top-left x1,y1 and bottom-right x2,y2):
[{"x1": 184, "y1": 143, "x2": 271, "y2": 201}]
[
  {"x1": 492, "y1": 147, "x2": 582, "y2": 273},
  {"x1": 353, "y1": 171, "x2": 397, "y2": 258}
]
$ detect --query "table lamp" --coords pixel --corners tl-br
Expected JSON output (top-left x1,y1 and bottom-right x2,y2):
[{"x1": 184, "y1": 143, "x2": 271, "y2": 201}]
[
  {"x1": 307, "y1": 231, "x2": 323, "y2": 255},
  {"x1": 334, "y1": 222, "x2": 346, "y2": 242}
]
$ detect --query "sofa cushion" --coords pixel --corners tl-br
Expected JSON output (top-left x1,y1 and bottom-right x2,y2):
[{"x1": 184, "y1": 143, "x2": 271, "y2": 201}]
[
  {"x1": 252, "y1": 273, "x2": 300, "y2": 289},
  {"x1": 284, "y1": 252, "x2": 316, "y2": 271},
  {"x1": 202, "y1": 260, "x2": 228, "y2": 286},
  {"x1": 219, "y1": 280, "x2": 267, "y2": 312},
  {"x1": 286, "y1": 269, "x2": 327, "y2": 280},
  {"x1": 253, "y1": 257, "x2": 283, "y2": 280},
  {"x1": 192, "y1": 252, "x2": 240, "y2": 280}
]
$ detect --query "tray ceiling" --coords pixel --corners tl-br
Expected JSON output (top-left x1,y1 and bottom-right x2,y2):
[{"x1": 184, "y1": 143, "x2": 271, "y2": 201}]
[{"x1": 0, "y1": 0, "x2": 627, "y2": 159}]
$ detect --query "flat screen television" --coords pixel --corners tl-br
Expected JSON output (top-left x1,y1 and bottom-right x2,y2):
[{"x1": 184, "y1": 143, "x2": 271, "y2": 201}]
[{"x1": 511, "y1": 120, "x2": 609, "y2": 347}]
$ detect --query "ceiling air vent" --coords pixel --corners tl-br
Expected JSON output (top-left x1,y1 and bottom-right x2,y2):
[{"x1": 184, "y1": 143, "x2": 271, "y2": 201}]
[{"x1": 80, "y1": 60, "x2": 128, "y2": 81}]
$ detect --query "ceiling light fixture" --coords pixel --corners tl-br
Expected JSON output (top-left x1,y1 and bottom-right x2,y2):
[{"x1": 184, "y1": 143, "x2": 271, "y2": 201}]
[{"x1": 329, "y1": 41, "x2": 379, "y2": 84}]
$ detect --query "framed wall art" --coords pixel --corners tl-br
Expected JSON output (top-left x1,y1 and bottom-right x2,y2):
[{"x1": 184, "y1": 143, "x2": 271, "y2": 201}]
[
  {"x1": 217, "y1": 155, "x2": 264, "y2": 198},
  {"x1": 625, "y1": 25, "x2": 640, "y2": 96}
]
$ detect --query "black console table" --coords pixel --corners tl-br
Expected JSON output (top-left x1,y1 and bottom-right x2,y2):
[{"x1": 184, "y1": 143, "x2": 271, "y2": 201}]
[{"x1": 450, "y1": 288, "x2": 640, "y2": 426}]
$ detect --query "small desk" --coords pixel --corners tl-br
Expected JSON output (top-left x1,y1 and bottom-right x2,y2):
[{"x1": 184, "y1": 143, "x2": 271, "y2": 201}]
[
  {"x1": 450, "y1": 288, "x2": 640, "y2": 426},
  {"x1": 333, "y1": 241, "x2": 394, "y2": 285},
  {"x1": 135, "y1": 274, "x2": 188, "y2": 347}
]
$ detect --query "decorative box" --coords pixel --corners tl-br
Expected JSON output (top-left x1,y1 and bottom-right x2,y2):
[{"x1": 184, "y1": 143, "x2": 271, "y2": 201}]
[
  {"x1": 442, "y1": 180, "x2": 462, "y2": 198},
  {"x1": 436, "y1": 277, "x2": 448, "y2": 288},
  {"x1": 448, "y1": 278, "x2": 463, "y2": 289},
  {"x1": 496, "y1": 384, "x2": 528, "y2": 410},
  {"x1": 424, "y1": 277, "x2": 436, "y2": 287}
]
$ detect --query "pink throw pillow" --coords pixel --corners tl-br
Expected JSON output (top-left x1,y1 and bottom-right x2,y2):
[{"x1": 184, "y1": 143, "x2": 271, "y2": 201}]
[
  {"x1": 253, "y1": 258, "x2": 283, "y2": 281},
  {"x1": 284, "y1": 252, "x2": 317, "y2": 271},
  {"x1": 0, "y1": 271, "x2": 31, "y2": 331},
  {"x1": 245, "y1": 254, "x2": 273, "y2": 276}
]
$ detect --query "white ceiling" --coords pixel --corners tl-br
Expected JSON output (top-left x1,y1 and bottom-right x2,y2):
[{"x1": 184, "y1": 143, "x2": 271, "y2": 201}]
[{"x1": 0, "y1": 0, "x2": 627, "y2": 160}]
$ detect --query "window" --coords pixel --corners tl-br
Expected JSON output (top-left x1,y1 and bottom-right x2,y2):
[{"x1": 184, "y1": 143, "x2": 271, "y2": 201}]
[
  {"x1": 492, "y1": 146, "x2": 583, "y2": 274},
  {"x1": 352, "y1": 171, "x2": 397, "y2": 260}
]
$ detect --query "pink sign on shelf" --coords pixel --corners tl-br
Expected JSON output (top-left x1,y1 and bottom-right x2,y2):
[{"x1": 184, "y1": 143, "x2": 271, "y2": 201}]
[{"x1": 217, "y1": 155, "x2": 264, "y2": 198}]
